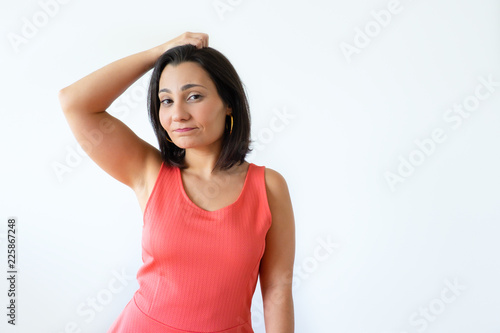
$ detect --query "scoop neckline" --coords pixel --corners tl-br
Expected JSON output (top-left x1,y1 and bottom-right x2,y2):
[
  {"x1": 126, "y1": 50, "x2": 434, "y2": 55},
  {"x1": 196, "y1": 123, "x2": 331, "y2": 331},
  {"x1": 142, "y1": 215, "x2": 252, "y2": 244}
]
[{"x1": 177, "y1": 163, "x2": 253, "y2": 213}]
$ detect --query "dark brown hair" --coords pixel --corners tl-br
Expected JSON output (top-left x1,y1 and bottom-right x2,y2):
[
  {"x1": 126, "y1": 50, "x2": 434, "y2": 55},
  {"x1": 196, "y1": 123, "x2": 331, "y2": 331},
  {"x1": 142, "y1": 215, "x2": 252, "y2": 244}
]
[{"x1": 147, "y1": 44, "x2": 251, "y2": 171}]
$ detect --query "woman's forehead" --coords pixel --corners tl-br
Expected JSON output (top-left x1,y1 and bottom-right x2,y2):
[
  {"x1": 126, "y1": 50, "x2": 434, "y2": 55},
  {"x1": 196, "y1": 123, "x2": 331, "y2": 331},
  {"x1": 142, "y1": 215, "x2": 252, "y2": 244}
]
[{"x1": 159, "y1": 62, "x2": 212, "y2": 90}]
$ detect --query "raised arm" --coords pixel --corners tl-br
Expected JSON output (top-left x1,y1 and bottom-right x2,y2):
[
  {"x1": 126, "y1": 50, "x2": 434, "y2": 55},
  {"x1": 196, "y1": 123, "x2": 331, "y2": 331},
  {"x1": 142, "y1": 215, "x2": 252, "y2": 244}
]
[{"x1": 58, "y1": 32, "x2": 209, "y2": 195}]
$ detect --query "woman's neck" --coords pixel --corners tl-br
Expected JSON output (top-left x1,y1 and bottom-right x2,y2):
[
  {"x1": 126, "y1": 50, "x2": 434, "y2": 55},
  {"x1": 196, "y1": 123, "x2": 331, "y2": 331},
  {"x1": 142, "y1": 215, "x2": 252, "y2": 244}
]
[{"x1": 183, "y1": 141, "x2": 223, "y2": 178}]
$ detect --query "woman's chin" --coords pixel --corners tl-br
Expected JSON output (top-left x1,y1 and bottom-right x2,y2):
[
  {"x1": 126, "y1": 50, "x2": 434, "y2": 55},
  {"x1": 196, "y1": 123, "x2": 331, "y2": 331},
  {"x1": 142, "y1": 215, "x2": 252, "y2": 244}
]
[
  {"x1": 172, "y1": 139, "x2": 196, "y2": 149},
  {"x1": 173, "y1": 139, "x2": 221, "y2": 151}
]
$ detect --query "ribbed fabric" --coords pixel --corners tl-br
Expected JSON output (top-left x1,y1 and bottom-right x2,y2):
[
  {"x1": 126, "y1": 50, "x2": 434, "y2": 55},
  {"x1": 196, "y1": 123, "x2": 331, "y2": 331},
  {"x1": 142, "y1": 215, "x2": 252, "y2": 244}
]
[{"x1": 108, "y1": 162, "x2": 272, "y2": 333}]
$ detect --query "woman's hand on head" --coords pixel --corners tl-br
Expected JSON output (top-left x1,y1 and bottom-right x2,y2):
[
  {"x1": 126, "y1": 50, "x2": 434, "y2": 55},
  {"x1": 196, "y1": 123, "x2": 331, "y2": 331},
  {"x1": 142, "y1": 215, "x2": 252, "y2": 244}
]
[{"x1": 151, "y1": 32, "x2": 209, "y2": 59}]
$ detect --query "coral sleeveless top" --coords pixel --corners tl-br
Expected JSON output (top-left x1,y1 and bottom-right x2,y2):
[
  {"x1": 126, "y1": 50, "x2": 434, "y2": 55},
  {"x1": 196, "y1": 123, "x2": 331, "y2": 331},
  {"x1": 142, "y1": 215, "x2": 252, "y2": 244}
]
[{"x1": 107, "y1": 162, "x2": 272, "y2": 333}]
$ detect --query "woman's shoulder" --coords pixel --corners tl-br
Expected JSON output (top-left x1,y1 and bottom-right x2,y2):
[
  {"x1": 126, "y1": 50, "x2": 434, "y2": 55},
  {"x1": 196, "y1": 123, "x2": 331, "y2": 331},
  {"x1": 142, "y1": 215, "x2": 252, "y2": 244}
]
[
  {"x1": 262, "y1": 166, "x2": 289, "y2": 196},
  {"x1": 261, "y1": 166, "x2": 294, "y2": 231}
]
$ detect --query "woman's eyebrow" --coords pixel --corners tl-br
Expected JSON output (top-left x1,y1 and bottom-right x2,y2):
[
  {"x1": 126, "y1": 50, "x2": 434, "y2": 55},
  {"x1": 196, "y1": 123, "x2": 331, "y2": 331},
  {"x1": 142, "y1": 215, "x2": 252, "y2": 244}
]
[{"x1": 159, "y1": 84, "x2": 207, "y2": 94}]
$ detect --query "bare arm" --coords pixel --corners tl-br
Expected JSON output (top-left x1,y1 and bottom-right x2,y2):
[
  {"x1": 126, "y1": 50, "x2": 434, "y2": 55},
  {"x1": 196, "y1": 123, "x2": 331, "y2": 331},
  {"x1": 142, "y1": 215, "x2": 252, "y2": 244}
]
[
  {"x1": 58, "y1": 48, "x2": 158, "y2": 115},
  {"x1": 260, "y1": 168, "x2": 296, "y2": 332},
  {"x1": 58, "y1": 32, "x2": 209, "y2": 192}
]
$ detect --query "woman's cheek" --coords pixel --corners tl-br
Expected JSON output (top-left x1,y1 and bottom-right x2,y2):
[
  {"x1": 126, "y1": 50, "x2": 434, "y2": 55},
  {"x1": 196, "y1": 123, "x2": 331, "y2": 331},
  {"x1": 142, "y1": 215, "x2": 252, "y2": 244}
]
[{"x1": 158, "y1": 110, "x2": 170, "y2": 130}]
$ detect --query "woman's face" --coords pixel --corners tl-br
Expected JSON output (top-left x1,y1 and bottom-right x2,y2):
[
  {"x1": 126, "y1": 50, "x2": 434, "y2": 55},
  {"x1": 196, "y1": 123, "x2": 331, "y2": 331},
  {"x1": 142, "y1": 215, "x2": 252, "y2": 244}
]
[{"x1": 158, "y1": 61, "x2": 231, "y2": 150}]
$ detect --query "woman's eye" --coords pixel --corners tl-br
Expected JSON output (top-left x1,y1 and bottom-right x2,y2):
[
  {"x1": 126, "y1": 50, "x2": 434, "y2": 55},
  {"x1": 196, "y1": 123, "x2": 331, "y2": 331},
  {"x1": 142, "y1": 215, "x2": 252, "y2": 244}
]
[
  {"x1": 160, "y1": 94, "x2": 201, "y2": 105},
  {"x1": 189, "y1": 94, "x2": 202, "y2": 101}
]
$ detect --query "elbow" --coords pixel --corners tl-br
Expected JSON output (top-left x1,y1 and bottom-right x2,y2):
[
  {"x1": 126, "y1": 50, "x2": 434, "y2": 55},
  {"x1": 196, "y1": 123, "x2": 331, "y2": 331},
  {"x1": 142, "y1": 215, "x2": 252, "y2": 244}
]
[
  {"x1": 58, "y1": 87, "x2": 71, "y2": 113},
  {"x1": 58, "y1": 87, "x2": 78, "y2": 114}
]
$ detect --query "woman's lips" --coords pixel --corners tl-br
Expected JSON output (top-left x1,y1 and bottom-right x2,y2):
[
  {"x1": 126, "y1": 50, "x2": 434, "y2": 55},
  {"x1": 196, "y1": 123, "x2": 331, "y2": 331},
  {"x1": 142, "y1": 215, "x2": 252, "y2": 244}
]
[{"x1": 174, "y1": 128, "x2": 196, "y2": 132}]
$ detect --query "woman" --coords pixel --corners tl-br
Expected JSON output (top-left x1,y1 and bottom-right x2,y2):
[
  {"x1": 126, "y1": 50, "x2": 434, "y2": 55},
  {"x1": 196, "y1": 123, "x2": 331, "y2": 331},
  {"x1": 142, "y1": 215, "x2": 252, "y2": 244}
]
[{"x1": 58, "y1": 32, "x2": 295, "y2": 333}]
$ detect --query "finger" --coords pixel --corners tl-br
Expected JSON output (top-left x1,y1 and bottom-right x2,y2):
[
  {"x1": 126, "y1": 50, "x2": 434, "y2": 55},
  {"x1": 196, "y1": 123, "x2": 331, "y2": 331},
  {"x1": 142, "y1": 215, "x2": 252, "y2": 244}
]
[
  {"x1": 203, "y1": 33, "x2": 209, "y2": 48},
  {"x1": 191, "y1": 33, "x2": 208, "y2": 48},
  {"x1": 191, "y1": 37, "x2": 204, "y2": 49}
]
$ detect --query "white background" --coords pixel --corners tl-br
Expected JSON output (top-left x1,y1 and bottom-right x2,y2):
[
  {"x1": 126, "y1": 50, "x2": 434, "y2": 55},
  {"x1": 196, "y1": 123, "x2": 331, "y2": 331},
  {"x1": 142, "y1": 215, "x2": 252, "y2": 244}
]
[{"x1": 1, "y1": 0, "x2": 500, "y2": 332}]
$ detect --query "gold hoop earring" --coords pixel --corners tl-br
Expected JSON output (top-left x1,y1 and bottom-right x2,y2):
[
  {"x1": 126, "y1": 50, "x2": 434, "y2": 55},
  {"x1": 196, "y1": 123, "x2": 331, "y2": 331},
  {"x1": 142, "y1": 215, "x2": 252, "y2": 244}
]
[
  {"x1": 229, "y1": 114, "x2": 233, "y2": 135},
  {"x1": 166, "y1": 135, "x2": 173, "y2": 143}
]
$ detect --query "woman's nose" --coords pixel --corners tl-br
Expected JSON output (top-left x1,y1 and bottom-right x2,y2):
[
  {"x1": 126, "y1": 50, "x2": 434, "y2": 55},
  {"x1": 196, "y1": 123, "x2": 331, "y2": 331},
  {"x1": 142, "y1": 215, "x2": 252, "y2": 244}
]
[{"x1": 171, "y1": 102, "x2": 190, "y2": 122}]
